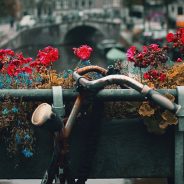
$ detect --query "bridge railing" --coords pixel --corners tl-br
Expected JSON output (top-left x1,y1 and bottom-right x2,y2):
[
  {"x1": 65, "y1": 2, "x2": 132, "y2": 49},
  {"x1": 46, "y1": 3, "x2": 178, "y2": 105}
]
[
  {"x1": 0, "y1": 88, "x2": 177, "y2": 101},
  {"x1": 0, "y1": 88, "x2": 183, "y2": 184}
]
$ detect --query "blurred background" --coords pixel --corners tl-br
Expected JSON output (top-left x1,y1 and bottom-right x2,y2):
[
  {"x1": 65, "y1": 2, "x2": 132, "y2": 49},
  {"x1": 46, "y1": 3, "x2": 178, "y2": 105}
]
[
  {"x1": 0, "y1": 0, "x2": 183, "y2": 71},
  {"x1": 0, "y1": 0, "x2": 183, "y2": 183}
]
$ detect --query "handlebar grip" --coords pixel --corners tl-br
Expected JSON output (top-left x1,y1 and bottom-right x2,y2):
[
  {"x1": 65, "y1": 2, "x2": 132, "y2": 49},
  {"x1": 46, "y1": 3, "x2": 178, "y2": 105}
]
[{"x1": 146, "y1": 89, "x2": 181, "y2": 113}]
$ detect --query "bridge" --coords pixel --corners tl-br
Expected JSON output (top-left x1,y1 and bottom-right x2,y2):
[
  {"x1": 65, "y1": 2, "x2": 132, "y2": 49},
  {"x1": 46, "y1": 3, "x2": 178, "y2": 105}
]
[{"x1": 0, "y1": 18, "x2": 121, "y2": 49}]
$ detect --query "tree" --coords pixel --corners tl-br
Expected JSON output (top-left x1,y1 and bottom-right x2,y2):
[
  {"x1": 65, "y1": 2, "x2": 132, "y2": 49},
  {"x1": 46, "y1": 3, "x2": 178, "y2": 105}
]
[{"x1": 0, "y1": 0, "x2": 21, "y2": 18}]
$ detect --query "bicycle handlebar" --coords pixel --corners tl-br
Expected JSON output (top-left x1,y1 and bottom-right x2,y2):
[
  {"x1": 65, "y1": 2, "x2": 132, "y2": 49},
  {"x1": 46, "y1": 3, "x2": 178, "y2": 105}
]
[
  {"x1": 76, "y1": 65, "x2": 107, "y2": 76},
  {"x1": 73, "y1": 70, "x2": 181, "y2": 114},
  {"x1": 64, "y1": 66, "x2": 108, "y2": 138}
]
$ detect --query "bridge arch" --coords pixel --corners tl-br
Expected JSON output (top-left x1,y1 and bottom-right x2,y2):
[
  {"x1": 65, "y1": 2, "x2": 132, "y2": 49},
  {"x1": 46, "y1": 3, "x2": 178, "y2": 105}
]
[
  {"x1": 1, "y1": 20, "x2": 120, "y2": 49},
  {"x1": 63, "y1": 23, "x2": 107, "y2": 44}
]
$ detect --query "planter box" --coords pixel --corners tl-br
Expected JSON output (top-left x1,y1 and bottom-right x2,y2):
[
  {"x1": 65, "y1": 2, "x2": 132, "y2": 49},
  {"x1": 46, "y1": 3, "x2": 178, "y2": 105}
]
[
  {"x1": 0, "y1": 118, "x2": 175, "y2": 179},
  {"x1": 69, "y1": 118, "x2": 174, "y2": 179}
]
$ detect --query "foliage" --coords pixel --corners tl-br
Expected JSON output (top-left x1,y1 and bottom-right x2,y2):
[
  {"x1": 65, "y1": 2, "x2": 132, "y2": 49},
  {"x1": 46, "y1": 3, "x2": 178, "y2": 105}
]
[
  {"x1": 125, "y1": 28, "x2": 184, "y2": 134},
  {"x1": 0, "y1": 46, "x2": 72, "y2": 158},
  {"x1": 0, "y1": 0, "x2": 20, "y2": 17},
  {"x1": 104, "y1": 84, "x2": 141, "y2": 119},
  {"x1": 0, "y1": 44, "x2": 96, "y2": 158}
]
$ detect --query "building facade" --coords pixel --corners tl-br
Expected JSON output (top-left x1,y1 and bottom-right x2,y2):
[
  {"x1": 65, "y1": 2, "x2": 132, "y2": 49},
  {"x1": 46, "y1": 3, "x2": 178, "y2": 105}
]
[
  {"x1": 54, "y1": 0, "x2": 122, "y2": 11},
  {"x1": 17, "y1": 0, "x2": 123, "y2": 22},
  {"x1": 168, "y1": 1, "x2": 184, "y2": 21}
]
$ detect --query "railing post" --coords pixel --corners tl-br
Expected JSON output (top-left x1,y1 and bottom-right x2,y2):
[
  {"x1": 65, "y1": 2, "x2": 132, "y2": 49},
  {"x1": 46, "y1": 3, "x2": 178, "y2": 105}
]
[
  {"x1": 52, "y1": 86, "x2": 65, "y2": 184},
  {"x1": 52, "y1": 86, "x2": 65, "y2": 117},
  {"x1": 40, "y1": 86, "x2": 66, "y2": 184},
  {"x1": 175, "y1": 86, "x2": 184, "y2": 184}
]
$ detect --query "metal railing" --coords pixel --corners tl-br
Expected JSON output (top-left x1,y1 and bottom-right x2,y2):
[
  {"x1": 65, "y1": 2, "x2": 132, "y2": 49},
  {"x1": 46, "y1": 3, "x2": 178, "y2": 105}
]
[
  {"x1": 0, "y1": 87, "x2": 183, "y2": 184},
  {"x1": 0, "y1": 88, "x2": 177, "y2": 101}
]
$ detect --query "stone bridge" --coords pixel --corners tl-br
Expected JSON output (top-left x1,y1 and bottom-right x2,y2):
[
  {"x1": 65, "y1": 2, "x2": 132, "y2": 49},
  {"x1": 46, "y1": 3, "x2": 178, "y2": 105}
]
[{"x1": 1, "y1": 19, "x2": 121, "y2": 49}]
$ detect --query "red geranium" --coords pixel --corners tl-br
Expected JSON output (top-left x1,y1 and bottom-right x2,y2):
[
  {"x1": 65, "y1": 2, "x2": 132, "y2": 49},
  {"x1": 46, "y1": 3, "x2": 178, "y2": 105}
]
[
  {"x1": 126, "y1": 46, "x2": 137, "y2": 62},
  {"x1": 176, "y1": 58, "x2": 183, "y2": 62},
  {"x1": 166, "y1": 33, "x2": 175, "y2": 42},
  {"x1": 167, "y1": 28, "x2": 184, "y2": 57},
  {"x1": 158, "y1": 73, "x2": 166, "y2": 82},
  {"x1": 16, "y1": 53, "x2": 32, "y2": 64},
  {"x1": 7, "y1": 64, "x2": 16, "y2": 76},
  {"x1": 73, "y1": 45, "x2": 93, "y2": 60},
  {"x1": 0, "y1": 49, "x2": 15, "y2": 56},
  {"x1": 37, "y1": 46, "x2": 59, "y2": 66},
  {"x1": 30, "y1": 61, "x2": 40, "y2": 68},
  {"x1": 177, "y1": 28, "x2": 184, "y2": 36},
  {"x1": 181, "y1": 34, "x2": 184, "y2": 44},
  {"x1": 150, "y1": 44, "x2": 160, "y2": 51},
  {"x1": 0, "y1": 49, "x2": 15, "y2": 60},
  {"x1": 21, "y1": 66, "x2": 32, "y2": 74},
  {"x1": 143, "y1": 70, "x2": 166, "y2": 82},
  {"x1": 127, "y1": 44, "x2": 167, "y2": 68},
  {"x1": 143, "y1": 72, "x2": 150, "y2": 80},
  {"x1": 150, "y1": 70, "x2": 158, "y2": 78}
]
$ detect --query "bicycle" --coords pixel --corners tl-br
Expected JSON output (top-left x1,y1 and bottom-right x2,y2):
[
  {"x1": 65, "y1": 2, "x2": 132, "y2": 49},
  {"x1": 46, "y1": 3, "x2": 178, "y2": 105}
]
[{"x1": 32, "y1": 65, "x2": 181, "y2": 184}]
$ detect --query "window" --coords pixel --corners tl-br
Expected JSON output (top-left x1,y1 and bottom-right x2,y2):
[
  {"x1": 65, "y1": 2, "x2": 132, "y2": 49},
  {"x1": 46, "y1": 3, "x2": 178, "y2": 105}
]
[
  {"x1": 89, "y1": 0, "x2": 92, "y2": 7},
  {"x1": 82, "y1": 0, "x2": 85, "y2": 7},
  {"x1": 178, "y1": 6, "x2": 183, "y2": 15},
  {"x1": 171, "y1": 6, "x2": 174, "y2": 12},
  {"x1": 75, "y1": 0, "x2": 78, "y2": 8},
  {"x1": 129, "y1": 11, "x2": 142, "y2": 18}
]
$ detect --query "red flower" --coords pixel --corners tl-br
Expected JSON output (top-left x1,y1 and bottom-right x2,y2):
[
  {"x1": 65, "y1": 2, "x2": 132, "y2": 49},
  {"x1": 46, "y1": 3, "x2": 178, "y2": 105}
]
[
  {"x1": 149, "y1": 44, "x2": 160, "y2": 51},
  {"x1": 15, "y1": 53, "x2": 33, "y2": 64},
  {"x1": 181, "y1": 35, "x2": 184, "y2": 44},
  {"x1": 0, "y1": 49, "x2": 15, "y2": 60},
  {"x1": 30, "y1": 61, "x2": 40, "y2": 67},
  {"x1": 37, "y1": 51, "x2": 50, "y2": 65},
  {"x1": 143, "y1": 72, "x2": 150, "y2": 80},
  {"x1": 21, "y1": 67, "x2": 32, "y2": 74},
  {"x1": 7, "y1": 64, "x2": 16, "y2": 76},
  {"x1": 158, "y1": 73, "x2": 166, "y2": 82},
  {"x1": 11, "y1": 59, "x2": 20, "y2": 65},
  {"x1": 142, "y1": 60, "x2": 148, "y2": 67},
  {"x1": 0, "y1": 49, "x2": 15, "y2": 56},
  {"x1": 5, "y1": 49, "x2": 15, "y2": 56},
  {"x1": 48, "y1": 48, "x2": 59, "y2": 62},
  {"x1": 73, "y1": 45, "x2": 93, "y2": 60},
  {"x1": 177, "y1": 28, "x2": 184, "y2": 36},
  {"x1": 37, "y1": 46, "x2": 59, "y2": 66},
  {"x1": 126, "y1": 46, "x2": 137, "y2": 62},
  {"x1": 176, "y1": 58, "x2": 183, "y2": 62},
  {"x1": 42, "y1": 46, "x2": 59, "y2": 62},
  {"x1": 142, "y1": 46, "x2": 148, "y2": 54},
  {"x1": 137, "y1": 53, "x2": 143, "y2": 60},
  {"x1": 166, "y1": 33, "x2": 175, "y2": 42},
  {"x1": 150, "y1": 70, "x2": 158, "y2": 78}
]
